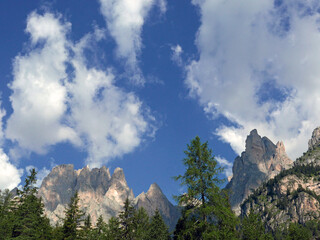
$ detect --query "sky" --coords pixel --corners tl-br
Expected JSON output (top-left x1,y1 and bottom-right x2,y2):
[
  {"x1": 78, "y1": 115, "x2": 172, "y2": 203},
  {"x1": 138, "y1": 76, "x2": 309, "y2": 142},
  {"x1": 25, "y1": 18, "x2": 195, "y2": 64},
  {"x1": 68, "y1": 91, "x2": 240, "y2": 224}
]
[{"x1": 1, "y1": 0, "x2": 320, "y2": 203}]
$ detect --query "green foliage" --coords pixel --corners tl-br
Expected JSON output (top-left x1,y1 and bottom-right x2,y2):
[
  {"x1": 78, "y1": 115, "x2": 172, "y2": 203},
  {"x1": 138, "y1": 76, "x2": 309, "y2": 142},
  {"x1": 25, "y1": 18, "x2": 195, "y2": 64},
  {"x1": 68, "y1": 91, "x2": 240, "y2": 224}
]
[
  {"x1": 241, "y1": 210, "x2": 272, "y2": 240},
  {"x1": 285, "y1": 222, "x2": 312, "y2": 240},
  {"x1": 118, "y1": 197, "x2": 136, "y2": 239},
  {"x1": 174, "y1": 136, "x2": 238, "y2": 239},
  {"x1": 148, "y1": 209, "x2": 170, "y2": 240},
  {"x1": 62, "y1": 191, "x2": 84, "y2": 240},
  {"x1": 11, "y1": 168, "x2": 53, "y2": 239},
  {"x1": 0, "y1": 189, "x2": 15, "y2": 238},
  {"x1": 105, "y1": 216, "x2": 121, "y2": 240},
  {"x1": 133, "y1": 207, "x2": 150, "y2": 240}
]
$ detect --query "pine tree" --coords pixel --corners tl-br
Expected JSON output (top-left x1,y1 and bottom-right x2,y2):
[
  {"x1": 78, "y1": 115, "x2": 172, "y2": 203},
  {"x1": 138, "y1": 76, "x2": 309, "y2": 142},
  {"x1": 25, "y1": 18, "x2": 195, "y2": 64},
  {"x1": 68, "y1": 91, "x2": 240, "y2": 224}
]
[
  {"x1": 106, "y1": 216, "x2": 121, "y2": 240},
  {"x1": 0, "y1": 189, "x2": 15, "y2": 238},
  {"x1": 11, "y1": 168, "x2": 52, "y2": 239},
  {"x1": 62, "y1": 191, "x2": 84, "y2": 240},
  {"x1": 133, "y1": 207, "x2": 150, "y2": 240},
  {"x1": 118, "y1": 197, "x2": 136, "y2": 240},
  {"x1": 91, "y1": 214, "x2": 108, "y2": 239},
  {"x1": 79, "y1": 214, "x2": 94, "y2": 239},
  {"x1": 148, "y1": 209, "x2": 170, "y2": 240}
]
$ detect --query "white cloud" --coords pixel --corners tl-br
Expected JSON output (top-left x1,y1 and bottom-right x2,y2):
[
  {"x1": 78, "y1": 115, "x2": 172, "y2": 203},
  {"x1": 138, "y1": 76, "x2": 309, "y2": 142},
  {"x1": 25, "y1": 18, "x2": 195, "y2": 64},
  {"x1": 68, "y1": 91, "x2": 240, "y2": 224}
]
[
  {"x1": 0, "y1": 150, "x2": 23, "y2": 190},
  {"x1": 68, "y1": 34, "x2": 153, "y2": 167},
  {"x1": 171, "y1": 44, "x2": 183, "y2": 66},
  {"x1": 6, "y1": 12, "x2": 79, "y2": 154},
  {"x1": 6, "y1": 12, "x2": 155, "y2": 167},
  {"x1": 0, "y1": 101, "x2": 22, "y2": 190},
  {"x1": 186, "y1": 0, "x2": 320, "y2": 159},
  {"x1": 99, "y1": 0, "x2": 166, "y2": 84},
  {"x1": 216, "y1": 156, "x2": 233, "y2": 178}
]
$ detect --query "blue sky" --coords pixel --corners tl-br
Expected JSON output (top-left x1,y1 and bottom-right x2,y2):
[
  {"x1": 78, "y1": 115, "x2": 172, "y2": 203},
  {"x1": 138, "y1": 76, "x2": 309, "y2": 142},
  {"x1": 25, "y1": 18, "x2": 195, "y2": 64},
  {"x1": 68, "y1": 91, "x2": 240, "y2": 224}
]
[{"x1": 1, "y1": 0, "x2": 320, "y2": 203}]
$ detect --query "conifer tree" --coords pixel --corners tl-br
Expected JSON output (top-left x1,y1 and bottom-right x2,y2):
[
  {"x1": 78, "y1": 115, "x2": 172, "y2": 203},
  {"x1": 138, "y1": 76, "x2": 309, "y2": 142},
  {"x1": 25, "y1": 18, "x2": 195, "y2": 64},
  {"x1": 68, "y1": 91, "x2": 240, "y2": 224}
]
[
  {"x1": 118, "y1": 197, "x2": 136, "y2": 240},
  {"x1": 0, "y1": 189, "x2": 15, "y2": 238},
  {"x1": 148, "y1": 209, "x2": 170, "y2": 240},
  {"x1": 62, "y1": 191, "x2": 84, "y2": 239},
  {"x1": 106, "y1": 216, "x2": 121, "y2": 240},
  {"x1": 174, "y1": 136, "x2": 238, "y2": 239},
  {"x1": 133, "y1": 207, "x2": 150, "y2": 240},
  {"x1": 79, "y1": 214, "x2": 93, "y2": 239},
  {"x1": 11, "y1": 168, "x2": 52, "y2": 239},
  {"x1": 93, "y1": 214, "x2": 108, "y2": 239}
]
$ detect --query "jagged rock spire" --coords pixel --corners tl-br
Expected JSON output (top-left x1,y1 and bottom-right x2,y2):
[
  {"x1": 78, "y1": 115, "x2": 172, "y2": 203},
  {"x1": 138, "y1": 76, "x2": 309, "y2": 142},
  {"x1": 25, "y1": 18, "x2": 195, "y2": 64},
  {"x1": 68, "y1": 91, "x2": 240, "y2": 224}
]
[{"x1": 226, "y1": 129, "x2": 293, "y2": 215}]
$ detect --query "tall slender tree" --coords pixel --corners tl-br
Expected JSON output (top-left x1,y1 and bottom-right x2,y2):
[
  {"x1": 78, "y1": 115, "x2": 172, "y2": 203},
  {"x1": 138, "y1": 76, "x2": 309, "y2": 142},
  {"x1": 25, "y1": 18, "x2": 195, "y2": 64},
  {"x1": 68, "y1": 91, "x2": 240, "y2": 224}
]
[
  {"x1": 174, "y1": 136, "x2": 238, "y2": 239},
  {"x1": 62, "y1": 191, "x2": 84, "y2": 240},
  {"x1": 118, "y1": 197, "x2": 136, "y2": 240}
]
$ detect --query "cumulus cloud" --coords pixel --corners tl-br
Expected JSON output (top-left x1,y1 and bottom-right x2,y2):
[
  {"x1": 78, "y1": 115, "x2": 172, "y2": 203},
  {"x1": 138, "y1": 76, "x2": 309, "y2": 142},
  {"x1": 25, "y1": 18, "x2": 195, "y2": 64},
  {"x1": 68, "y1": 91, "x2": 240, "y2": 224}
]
[
  {"x1": 0, "y1": 103, "x2": 22, "y2": 190},
  {"x1": 6, "y1": 12, "x2": 79, "y2": 154},
  {"x1": 99, "y1": 0, "x2": 166, "y2": 84},
  {"x1": 186, "y1": 0, "x2": 320, "y2": 159},
  {"x1": 6, "y1": 12, "x2": 155, "y2": 167},
  {"x1": 0, "y1": 150, "x2": 23, "y2": 190},
  {"x1": 68, "y1": 35, "x2": 153, "y2": 167}
]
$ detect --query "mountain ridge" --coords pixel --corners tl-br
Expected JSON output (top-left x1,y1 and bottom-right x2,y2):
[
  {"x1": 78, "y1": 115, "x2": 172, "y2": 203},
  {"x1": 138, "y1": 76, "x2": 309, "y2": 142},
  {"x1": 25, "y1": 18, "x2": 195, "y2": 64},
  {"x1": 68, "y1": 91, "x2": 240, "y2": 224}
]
[{"x1": 38, "y1": 164, "x2": 180, "y2": 228}]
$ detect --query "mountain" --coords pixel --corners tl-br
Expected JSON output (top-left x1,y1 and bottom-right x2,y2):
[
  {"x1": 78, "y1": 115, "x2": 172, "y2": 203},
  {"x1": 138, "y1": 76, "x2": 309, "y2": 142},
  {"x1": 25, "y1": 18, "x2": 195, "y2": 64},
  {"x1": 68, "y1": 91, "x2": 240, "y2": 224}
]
[
  {"x1": 241, "y1": 127, "x2": 320, "y2": 231},
  {"x1": 38, "y1": 164, "x2": 180, "y2": 228},
  {"x1": 136, "y1": 183, "x2": 180, "y2": 228},
  {"x1": 226, "y1": 129, "x2": 293, "y2": 214}
]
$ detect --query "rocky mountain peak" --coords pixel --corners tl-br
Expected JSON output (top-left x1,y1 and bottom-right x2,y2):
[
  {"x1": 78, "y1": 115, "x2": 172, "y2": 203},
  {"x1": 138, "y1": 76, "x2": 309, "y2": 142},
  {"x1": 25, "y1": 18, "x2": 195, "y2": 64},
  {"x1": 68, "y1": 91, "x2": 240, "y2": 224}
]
[
  {"x1": 146, "y1": 183, "x2": 163, "y2": 197},
  {"x1": 109, "y1": 167, "x2": 127, "y2": 186},
  {"x1": 136, "y1": 182, "x2": 180, "y2": 230},
  {"x1": 38, "y1": 164, "x2": 179, "y2": 229},
  {"x1": 308, "y1": 126, "x2": 320, "y2": 150},
  {"x1": 226, "y1": 129, "x2": 293, "y2": 214}
]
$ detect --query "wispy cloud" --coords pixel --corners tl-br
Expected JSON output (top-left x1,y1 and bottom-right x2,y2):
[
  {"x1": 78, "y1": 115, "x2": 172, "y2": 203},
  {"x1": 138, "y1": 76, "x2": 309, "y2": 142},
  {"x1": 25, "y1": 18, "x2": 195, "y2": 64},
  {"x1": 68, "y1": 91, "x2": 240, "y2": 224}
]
[
  {"x1": 186, "y1": 0, "x2": 320, "y2": 159},
  {"x1": 171, "y1": 44, "x2": 183, "y2": 66},
  {"x1": 216, "y1": 156, "x2": 233, "y2": 178},
  {"x1": 99, "y1": 0, "x2": 166, "y2": 84}
]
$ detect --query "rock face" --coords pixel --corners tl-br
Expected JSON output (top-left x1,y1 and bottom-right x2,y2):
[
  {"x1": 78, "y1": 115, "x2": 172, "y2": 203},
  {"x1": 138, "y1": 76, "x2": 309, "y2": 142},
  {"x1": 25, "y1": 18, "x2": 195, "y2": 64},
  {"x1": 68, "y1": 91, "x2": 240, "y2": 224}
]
[
  {"x1": 38, "y1": 164, "x2": 179, "y2": 228},
  {"x1": 241, "y1": 127, "x2": 320, "y2": 231},
  {"x1": 226, "y1": 129, "x2": 293, "y2": 214},
  {"x1": 308, "y1": 126, "x2": 320, "y2": 150},
  {"x1": 136, "y1": 183, "x2": 180, "y2": 229}
]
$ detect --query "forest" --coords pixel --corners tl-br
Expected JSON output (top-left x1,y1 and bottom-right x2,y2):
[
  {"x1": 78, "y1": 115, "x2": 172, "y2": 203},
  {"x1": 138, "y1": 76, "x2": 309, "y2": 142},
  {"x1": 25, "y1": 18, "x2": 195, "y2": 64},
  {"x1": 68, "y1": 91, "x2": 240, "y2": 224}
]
[{"x1": 0, "y1": 136, "x2": 319, "y2": 239}]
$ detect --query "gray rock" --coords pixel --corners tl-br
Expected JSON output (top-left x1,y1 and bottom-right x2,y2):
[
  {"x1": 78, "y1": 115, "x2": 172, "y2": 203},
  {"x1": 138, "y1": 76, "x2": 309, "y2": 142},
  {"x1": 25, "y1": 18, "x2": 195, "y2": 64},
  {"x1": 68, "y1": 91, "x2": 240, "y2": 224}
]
[
  {"x1": 38, "y1": 164, "x2": 179, "y2": 229},
  {"x1": 226, "y1": 129, "x2": 293, "y2": 214},
  {"x1": 136, "y1": 183, "x2": 180, "y2": 229},
  {"x1": 308, "y1": 126, "x2": 320, "y2": 150}
]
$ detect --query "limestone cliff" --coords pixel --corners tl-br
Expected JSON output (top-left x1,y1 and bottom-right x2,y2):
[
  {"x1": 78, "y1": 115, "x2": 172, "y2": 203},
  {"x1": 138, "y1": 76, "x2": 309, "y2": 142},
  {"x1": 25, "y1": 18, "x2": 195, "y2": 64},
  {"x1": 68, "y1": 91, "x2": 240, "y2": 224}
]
[
  {"x1": 226, "y1": 129, "x2": 293, "y2": 214},
  {"x1": 241, "y1": 127, "x2": 320, "y2": 231},
  {"x1": 38, "y1": 165, "x2": 179, "y2": 228},
  {"x1": 136, "y1": 183, "x2": 180, "y2": 228}
]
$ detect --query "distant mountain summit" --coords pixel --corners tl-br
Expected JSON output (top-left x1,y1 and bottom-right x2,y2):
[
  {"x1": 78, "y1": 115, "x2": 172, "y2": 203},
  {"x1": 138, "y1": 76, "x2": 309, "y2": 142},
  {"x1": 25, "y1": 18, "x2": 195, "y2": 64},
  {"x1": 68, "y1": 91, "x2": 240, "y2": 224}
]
[
  {"x1": 38, "y1": 164, "x2": 180, "y2": 228},
  {"x1": 226, "y1": 129, "x2": 293, "y2": 214}
]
